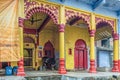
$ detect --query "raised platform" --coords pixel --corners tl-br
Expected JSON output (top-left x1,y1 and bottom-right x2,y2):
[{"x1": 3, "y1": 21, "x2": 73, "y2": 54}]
[
  {"x1": 25, "y1": 71, "x2": 120, "y2": 80},
  {"x1": 0, "y1": 71, "x2": 120, "y2": 80}
]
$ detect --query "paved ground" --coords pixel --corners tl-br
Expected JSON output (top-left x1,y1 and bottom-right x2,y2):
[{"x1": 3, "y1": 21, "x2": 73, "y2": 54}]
[
  {"x1": 0, "y1": 71, "x2": 120, "y2": 80},
  {"x1": 25, "y1": 71, "x2": 120, "y2": 77}
]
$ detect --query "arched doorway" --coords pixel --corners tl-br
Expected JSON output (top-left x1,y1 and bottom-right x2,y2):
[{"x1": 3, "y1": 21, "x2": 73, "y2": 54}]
[
  {"x1": 23, "y1": 36, "x2": 35, "y2": 68},
  {"x1": 43, "y1": 41, "x2": 54, "y2": 58},
  {"x1": 74, "y1": 39, "x2": 87, "y2": 70},
  {"x1": 95, "y1": 21, "x2": 113, "y2": 70},
  {"x1": 23, "y1": 2, "x2": 59, "y2": 70}
]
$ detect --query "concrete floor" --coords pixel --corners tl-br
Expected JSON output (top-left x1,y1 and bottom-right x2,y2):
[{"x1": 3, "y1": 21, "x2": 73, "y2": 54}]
[{"x1": 0, "y1": 71, "x2": 120, "y2": 80}]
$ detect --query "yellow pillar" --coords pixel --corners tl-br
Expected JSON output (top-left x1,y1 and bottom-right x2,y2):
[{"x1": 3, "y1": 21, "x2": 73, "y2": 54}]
[
  {"x1": 20, "y1": 27, "x2": 24, "y2": 58},
  {"x1": 17, "y1": 0, "x2": 25, "y2": 76},
  {"x1": 89, "y1": 13, "x2": 96, "y2": 73},
  {"x1": 119, "y1": 34, "x2": 120, "y2": 71},
  {"x1": 89, "y1": 30, "x2": 96, "y2": 73},
  {"x1": 59, "y1": 32, "x2": 64, "y2": 59},
  {"x1": 112, "y1": 33, "x2": 119, "y2": 72},
  {"x1": 58, "y1": 5, "x2": 67, "y2": 74},
  {"x1": 17, "y1": 19, "x2": 25, "y2": 76},
  {"x1": 58, "y1": 24, "x2": 66, "y2": 74},
  {"x1": 35, "y1": 34, "x2": 39, "y2": 70},
  {"x1": 90, "y1": 36, "x2": 95, "y2": 60}
]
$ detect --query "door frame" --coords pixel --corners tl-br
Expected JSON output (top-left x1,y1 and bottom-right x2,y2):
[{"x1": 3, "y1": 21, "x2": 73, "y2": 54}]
[
  {"x1": 24, "y1": 48, "x2": 33, "y2": 68},
  {"x1": 74, "y1": 39, "x2": 88, "y2": 69}
]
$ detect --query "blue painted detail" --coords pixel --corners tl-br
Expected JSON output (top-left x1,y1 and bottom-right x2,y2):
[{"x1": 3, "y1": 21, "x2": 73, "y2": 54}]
[
  {"x1": 99, "y1": 51, "x2": 110, "y2": 67},
  {"x1": 92, "y1": 0, "x2": 106, "y2": 10}
]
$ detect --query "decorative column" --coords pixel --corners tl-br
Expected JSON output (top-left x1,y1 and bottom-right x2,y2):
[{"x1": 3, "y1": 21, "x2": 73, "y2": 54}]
[
  {"x1": 58, "y1": 24, "x2": 67, "y2": 74},
  {"x1": 35, "y1": 33, "x2": 39, "y2": 70},
  {"x1": 17, "y1": 17, "x2": 25, "y2": 76},
  {"x1": 89, "y1": 30, "x2": 96, "y2": 73},
  {"x1": 112, "y1": 33, "x2": 119, "y2": 72}
]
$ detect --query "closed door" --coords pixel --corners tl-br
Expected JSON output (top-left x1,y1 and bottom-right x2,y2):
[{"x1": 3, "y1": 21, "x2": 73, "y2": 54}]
[
  {"x1": 79, "y1": 50, "x2": 84, "y2": 68},
  {"x1": 75, "y1": 49, "x2": 84, "y2": 69},
  {"x1": 74, "y1": 39, "x2": 87, "y2": 70}
]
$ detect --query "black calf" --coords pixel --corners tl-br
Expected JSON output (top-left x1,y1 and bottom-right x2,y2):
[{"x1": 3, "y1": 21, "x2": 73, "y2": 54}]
[{"x1": 42, "y1": 57, "x2": 56, "y2": 70}]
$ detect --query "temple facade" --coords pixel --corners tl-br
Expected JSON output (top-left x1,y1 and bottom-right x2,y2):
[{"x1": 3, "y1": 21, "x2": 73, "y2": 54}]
[{"x1": 0, "y1": 0, "x2": 120, "y2": 76}]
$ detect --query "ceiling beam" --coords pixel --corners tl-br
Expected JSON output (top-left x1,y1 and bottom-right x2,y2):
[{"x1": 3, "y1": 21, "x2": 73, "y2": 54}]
[
  {"x1": 92, "y1": 0, "x2": 106, "y2": 10},
  {"x1": 69, "y1": 18, "x2": 80, "y2": 25},
  {"x1": 24, "y1": 28, "x2": 37, "y2": 34},
  {"x1": 37, "y1": 16, "x2": 51, "y2": 33}
]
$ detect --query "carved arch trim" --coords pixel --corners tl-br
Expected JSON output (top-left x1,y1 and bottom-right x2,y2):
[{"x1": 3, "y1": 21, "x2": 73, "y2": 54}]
[
  {"x1": 65, "y1": 9, "x2": 91, "y2": 29},
  {"x1": 24, "y1": 0, "x2": 59, "y2": 25},
  {"x1": 95, "y1": 17, "x2": 115, "y2": 33}
]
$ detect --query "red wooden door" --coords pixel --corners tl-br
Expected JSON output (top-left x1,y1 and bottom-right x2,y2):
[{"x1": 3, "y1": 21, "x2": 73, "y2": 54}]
[
  {"x1": 75, "y1": 50, "x2": 79, "y2": 69},
  {"x1": 75, "y1": 49, "x2": 84, "y2": 69},
  {"x1": 79, "y1": 50, "x2": 84, "y2": 69},
  {"x1": 74, "y1": 39, "x2": 87, "y2": 70}
]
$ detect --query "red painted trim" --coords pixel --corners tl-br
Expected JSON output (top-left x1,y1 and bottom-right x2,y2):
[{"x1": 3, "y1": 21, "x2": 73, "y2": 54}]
[
  {"x1": 118, "y1": 60, "x2": 120, "y2": 72},
  {"x1": 17, "y1": 59, "x2": 25, "y2": 76},
  {"x1": 112, "y1": 60, "x2": 119, "y2": 72},
  {"x1": 24, "y1": 28, "x2": 37, "y2": 34},
  {"x1": 89, "y1": 30, "x2": 96, "y2": 37},
  {"x1": 113, "y1": 33, "x2": 119, "y2": 40},
  {"x1": 24, "y1": 36, "x2": 35, "y2": 43},
  {"x1": 89, "y1": 60, "x2": 96, "y2": 73},
  {"x1": 95, "y1": 17, "x2": 114, "y2": 32},
  {"x1": 26, "y1": 7, "x2": 58, "y2": 25},
  {"x1": 58, "y1": 58, "x2": 67, "y2": 74},
  {"x1": 37, "y1": 16, "x2": 51, "y2": 33},
  {"x1": 19, "y1": 17, "x2": 24, "y2": 27},
  {"x1": 69, "y1": 17, "x2": 80, "y2": 25},
  {"x1": 59, "y1": 24, "x2": 65, "y2": 32},
  {"x1": 65, "y1": 9, "x2": 90, "y2": 29}
]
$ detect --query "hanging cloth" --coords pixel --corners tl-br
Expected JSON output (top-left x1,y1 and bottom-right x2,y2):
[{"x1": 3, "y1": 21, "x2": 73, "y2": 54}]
[{"x1": 0, "y1": 0, "x2": 20, "y2": 62}]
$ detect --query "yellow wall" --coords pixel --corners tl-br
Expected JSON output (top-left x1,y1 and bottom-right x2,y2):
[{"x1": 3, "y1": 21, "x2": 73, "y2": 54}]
[
  {"x1": 65, "y1": 25, "x2": 90, "y2": 70},
  {"x1": 11, "y1": 34, "x2": 37, "y2": 69},
  {"x1": 38, "y1": 28, "x2": 59, "y2": 68},
  {"x1": 35, "y1": 25, "x2": 90, "y2": 70},
  {"x1": 11, "y1": 25, "x2": 90, "y2": 70}
]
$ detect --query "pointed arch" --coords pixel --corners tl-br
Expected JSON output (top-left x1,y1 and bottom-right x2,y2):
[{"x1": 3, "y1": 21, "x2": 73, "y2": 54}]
[
  {"x1": 43, "y1": 41, "x2": 54, "y2": 58},
  {"x1": 95, "y1": 17, "x2": 114, "y2": 33},
  {"x1": 26, "y1": 7, "x2": 58, "y2": 25},
  {"x1": 65, "y1": 9, "x2": 90, "y2": 29}
]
